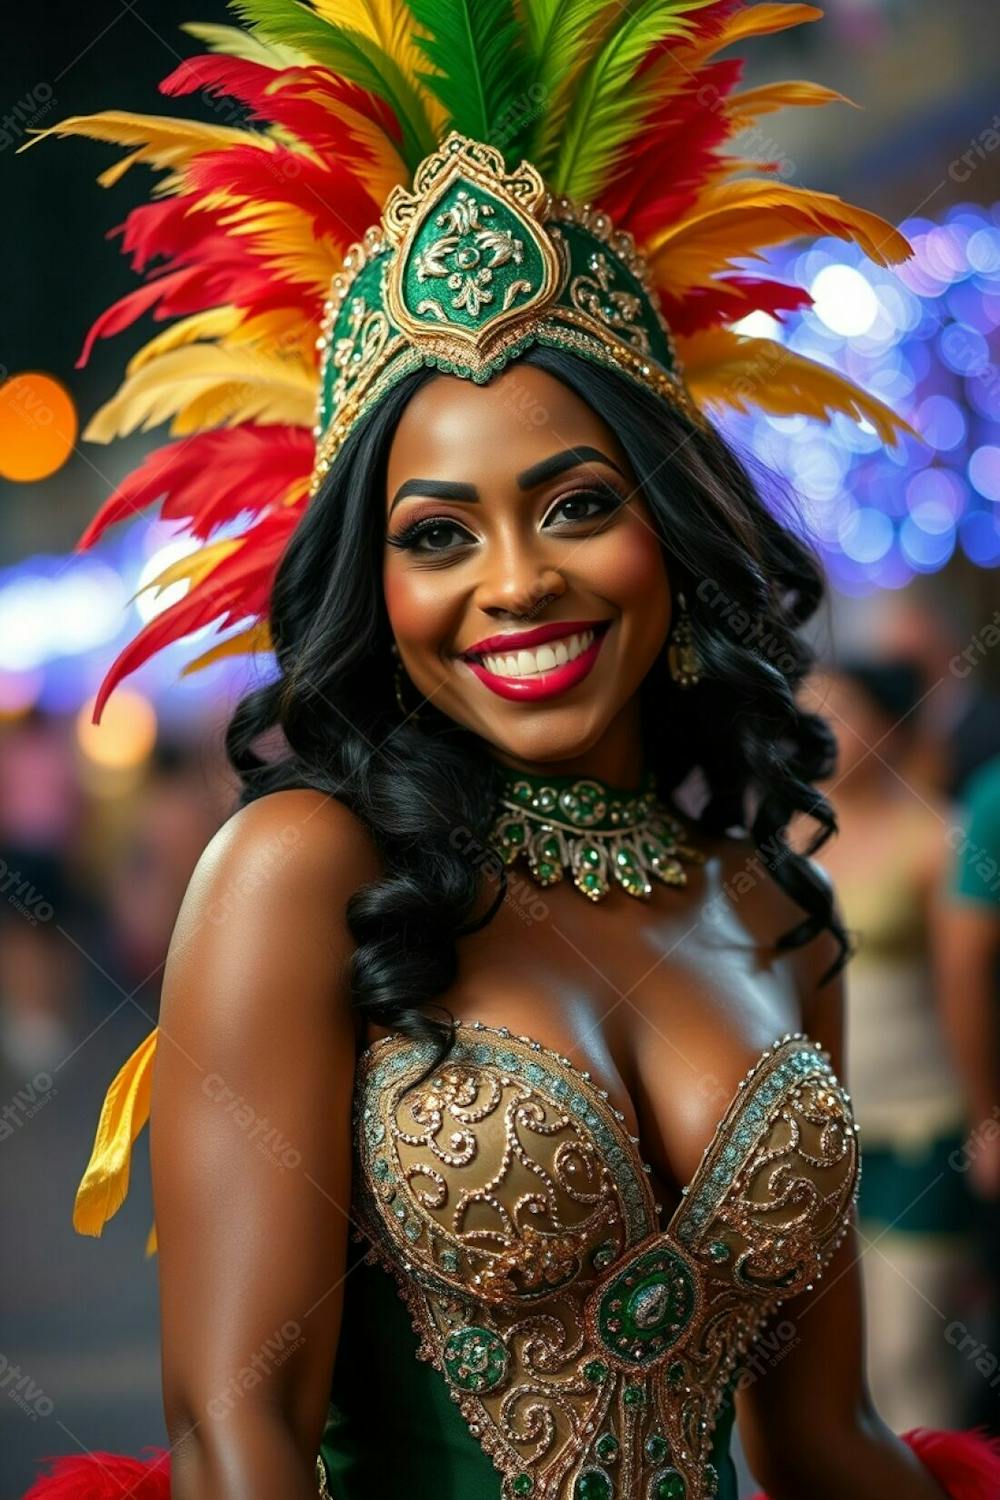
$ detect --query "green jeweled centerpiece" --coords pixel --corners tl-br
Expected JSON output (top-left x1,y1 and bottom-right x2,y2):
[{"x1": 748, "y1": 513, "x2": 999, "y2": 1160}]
[{"x1": 488, "y1": 768, "x2": 704, "y2": 902}]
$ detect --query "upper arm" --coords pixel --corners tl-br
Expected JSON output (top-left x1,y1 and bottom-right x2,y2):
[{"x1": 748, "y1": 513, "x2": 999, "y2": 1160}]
[{"x1": 149, "y1": 789, "x2": 381, "y2": 1465}]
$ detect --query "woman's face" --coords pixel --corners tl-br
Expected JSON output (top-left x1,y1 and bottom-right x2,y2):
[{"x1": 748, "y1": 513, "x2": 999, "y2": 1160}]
[{"x1": 383, "y1": 362, "x2": 671, "y2": 770}]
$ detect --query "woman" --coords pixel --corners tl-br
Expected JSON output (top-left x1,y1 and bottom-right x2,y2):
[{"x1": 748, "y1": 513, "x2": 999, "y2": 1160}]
[
  {"x1": 23, "y1": 2, "x2": 1000, "y2": 1497},
  {"x1": 811, "y1": 662, "x2": 974, "y2": 1431}
]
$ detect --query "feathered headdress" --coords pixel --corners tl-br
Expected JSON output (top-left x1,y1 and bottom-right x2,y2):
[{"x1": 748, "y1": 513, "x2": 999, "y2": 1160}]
[{"x1": 30, "y1": 0, "x2": 912, "y2": 727}]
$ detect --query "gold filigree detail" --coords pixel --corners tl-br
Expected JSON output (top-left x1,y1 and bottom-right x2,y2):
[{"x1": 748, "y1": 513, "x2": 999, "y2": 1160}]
[{"x1": 349, "y1": 1026, "x2": 860, "y2": 1499}]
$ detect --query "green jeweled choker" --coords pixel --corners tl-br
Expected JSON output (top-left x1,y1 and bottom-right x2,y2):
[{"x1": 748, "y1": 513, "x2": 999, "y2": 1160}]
[{"x1": 489, "y1": 769, "x2": 704, "y2": 902}]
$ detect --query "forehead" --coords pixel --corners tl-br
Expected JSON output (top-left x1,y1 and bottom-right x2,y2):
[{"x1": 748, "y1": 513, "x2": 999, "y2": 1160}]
[{"x1": 385, "y1": 361, "x2": 630, "y2": 489}]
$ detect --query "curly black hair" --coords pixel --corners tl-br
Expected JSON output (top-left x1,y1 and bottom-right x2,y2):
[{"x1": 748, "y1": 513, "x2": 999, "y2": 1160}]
[{"x1": 225, "y1": 343, "x2": 845, "y2": 1075}]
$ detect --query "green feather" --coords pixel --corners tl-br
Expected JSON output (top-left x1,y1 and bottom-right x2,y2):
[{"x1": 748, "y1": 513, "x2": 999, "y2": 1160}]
[
  {"x1": 404, "y1": 0, "x2": 533, "y2": 158},
  {"x1": 181, "y1": 21, "x2": 305, "y2": 68},
  {"x1": 552, "y1": 0, "x2": 711, "y2": 202},
  {"x1": 518, "y1": 0, "x2": 620, "y2": 178},
  {"x1": 229, "y1": 0, "x2": 437, "y2": 169}
]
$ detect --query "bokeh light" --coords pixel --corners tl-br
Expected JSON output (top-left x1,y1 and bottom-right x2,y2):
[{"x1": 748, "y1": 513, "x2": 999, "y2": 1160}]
[{"x1": 0, "y1": 372, "x2": 78, "y2": 481}]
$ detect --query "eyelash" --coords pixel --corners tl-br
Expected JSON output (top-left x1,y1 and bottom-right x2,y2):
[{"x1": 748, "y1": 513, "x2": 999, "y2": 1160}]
[{"x1": 386, "y1": 484, "x2": 627, "y2": 555}]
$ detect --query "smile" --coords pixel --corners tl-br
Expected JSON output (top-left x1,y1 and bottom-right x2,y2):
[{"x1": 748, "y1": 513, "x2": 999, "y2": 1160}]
[{"x1": 459, "y1": 619, "x2": 611, "y2": 702}]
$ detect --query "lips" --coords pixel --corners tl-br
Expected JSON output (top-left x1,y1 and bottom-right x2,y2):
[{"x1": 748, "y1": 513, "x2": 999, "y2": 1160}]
[{"x1": 459, "y1": 619, "x2": 611, "y2": 703}]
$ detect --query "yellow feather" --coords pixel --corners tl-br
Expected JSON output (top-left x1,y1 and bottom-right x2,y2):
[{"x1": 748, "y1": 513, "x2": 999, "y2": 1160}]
[
  {"x1": 726, "y1": 79, "x2": 856, "y2": 125},
  {"x1": 181, "y1": 20, "x2": 305, "y2": 68},
  {"x1": 145, "y1": 1222, "x2": 158, "y2": 1258},
  {"x1": 700, "y1": 2, "x2": 823, "y2": 54},
  {"x1": 72, "y1": 1030, "x2": 159, "y2": 1237},
  {"x1": 127, "y1": 307, "x2": 243, "y2": 375},
  {"x1": 182, "y1": 620, "x2": 274, "y2": 675},
  {"x1": 309, "y1": 0, "x2": 448, "y2": 133},
  {"x1": 21, "y1": 111, "x2": 270, "y2": 184},
  {"x1": 134, "y1": 539, "x2": 243, "y2": 606},
  {"x1": 645, "y1": 179, "x2": 911, "y2": 288},
  {"x1": 292, "y1": 81, "x2": 408, "y2": 202},
  {"x1": 680, "y1": 329, "x2": 916, "y2": 445},
  {"x1": 218, "y1": 199, "x2": 343, "y2": 292},
  {"x1": 83, "y1": 344, "x2": 316, "y2": 442}
]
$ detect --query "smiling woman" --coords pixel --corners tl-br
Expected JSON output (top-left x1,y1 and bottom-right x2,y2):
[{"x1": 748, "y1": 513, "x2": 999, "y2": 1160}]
[{"x1": 22, "y1": 1, "x2": 1000, "y2": 1499}]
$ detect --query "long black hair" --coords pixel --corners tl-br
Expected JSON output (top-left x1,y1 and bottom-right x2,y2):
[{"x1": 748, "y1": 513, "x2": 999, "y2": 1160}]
[{"x1": 226, "y1": 343, "x2": 846, "y2": 1070}]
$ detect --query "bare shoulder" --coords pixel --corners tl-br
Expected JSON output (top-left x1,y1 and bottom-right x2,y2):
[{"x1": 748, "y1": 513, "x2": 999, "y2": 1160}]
[
  {"x1": 698, "y1": 827, "x2": 846, "y2": 1018},
  {"x1": 162, "y1": 788, "x2": 382, "y2": 1046},
  {"x1": 176, "y1": 792, "x2": 379, "y2": 930}
]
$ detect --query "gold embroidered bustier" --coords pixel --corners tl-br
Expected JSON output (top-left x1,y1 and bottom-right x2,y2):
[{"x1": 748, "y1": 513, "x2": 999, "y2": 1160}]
[{"x1": 351, "y1": 1022, "x2": 860, "y2": 1500}]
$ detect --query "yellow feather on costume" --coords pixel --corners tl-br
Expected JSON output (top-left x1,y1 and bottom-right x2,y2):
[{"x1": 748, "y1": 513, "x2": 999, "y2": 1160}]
[
  {"x1": 126, "y1": 307, "x2": 244, "y2": 375},
  {"x1": 679, "y1": 328, "x2": 917, "y2": 445},
  {"x1": 645, "y1": 180, "x2": 910, "y2": 290},
  {"x1": 726, "y1": 79, "x2": 856, "y2": 124},
  {"x1": 135, "y1": 538, "x2": 244, "y2": 605},
  {"x1": 701, "y1": 1, "x2": 823, "y2": 52},
  {"x1": 83, "y1": 344, "x2": 316, "y2": 441},
  {"x1": 183, "y1": 620, "x2": 275, "y2": 675},
  {"x1": 73, "y1": 1029, "x2": 159, "y2": 1237},
  {"x1": 21, "y1": 111, "x2": 271, "y2": 186},
  {"x1": 309, "y1": 0, "x2": 448, "y2": 134},
  {"x1": 215, "y1": 198, "x2": 344, "y2": 292}
]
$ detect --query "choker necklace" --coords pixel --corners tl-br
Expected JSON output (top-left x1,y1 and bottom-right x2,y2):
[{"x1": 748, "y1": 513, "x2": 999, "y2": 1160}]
[{"x1": 489, "y1": 768, "x2": 704, "y2": 902}]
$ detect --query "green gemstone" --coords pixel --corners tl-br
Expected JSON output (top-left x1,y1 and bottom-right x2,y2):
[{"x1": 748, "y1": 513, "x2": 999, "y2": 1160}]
[
  {"x1": 574, "y1": 1470, "x2": 612, "y2": 1500},
  {"x1": 537, "y1": 861, "x2": 556, "y2": 880},
  {"x1": 503, "y1": 821, "x2": 526, "y2": 847},
  {"x1": 512, "y1": 1474, "x2": 534, "y2": 1496},
  {"x1": 540, "y1": 835, "x2": 560, "y2": 859},
  {"x1": 442, "y1": 1326, "x2": 508, "y2": 1393},
  {"x1": 623, "y1": 1384, "x2": 646, "y2": 1407},
  {"x1": 595, "y1": 1434, "x2": 619, "y2": 1462},
  {"x1": 592, "y1": 1240, "x2": 617, "y2": 1271},
  {"x1": 645, "y1": 1434, "x2": 669, "y2": 1463},
  {"x1": 583, "y1": 1359, "x2": 609, "y2": 1384},
  {"x1": 666, "y1": 1361, "x2": 685, "y2": 1388},
  {"x1": 654, "y1": 1471, "x2": 685, "y2": 1499},
  {"x1": 707, "y1": 1239, "x2": 730, "y2": 1263},
  {"x1": 580, "y1": 844, "x2": 601, "y2": 866},
  {"x1": 615, "y1": 848, "x2": 636, "y2": 866}
]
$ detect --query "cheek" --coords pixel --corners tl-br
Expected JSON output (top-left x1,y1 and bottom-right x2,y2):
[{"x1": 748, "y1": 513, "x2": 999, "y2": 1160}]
[
  {"x1": 587, "y1": 515, "x2": 670, "y2": 635},
  {"x1": 383, "y1": 560, "x2": 457, "y2": 656}
]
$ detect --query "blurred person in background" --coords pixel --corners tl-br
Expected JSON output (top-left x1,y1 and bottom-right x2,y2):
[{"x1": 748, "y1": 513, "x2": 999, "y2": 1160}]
[
  {"x1": 937, "y1": 752, "x2": 1000, "y2": 1435},
  {"x1": 811, "y1": 660, "x2": 975, "y2": 1431},
  {"x1": 0, "y1": 708, "x2": 83, "y2": 1073}
]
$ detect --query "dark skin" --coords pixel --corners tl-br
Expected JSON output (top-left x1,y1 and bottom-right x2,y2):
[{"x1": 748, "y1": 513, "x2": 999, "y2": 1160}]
[{"x1": 150, "y1": 365, "x2": 944, "y2": 1498}]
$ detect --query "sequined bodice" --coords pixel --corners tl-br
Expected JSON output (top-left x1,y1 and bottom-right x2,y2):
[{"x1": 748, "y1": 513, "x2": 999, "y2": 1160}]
[{"x1": 350, "y1": 1022, "x2": 860, "y2": 1500}]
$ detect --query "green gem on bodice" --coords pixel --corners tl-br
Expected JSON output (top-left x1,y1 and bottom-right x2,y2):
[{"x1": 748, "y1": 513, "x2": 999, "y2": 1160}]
[
  {"x1": 623, "y1": 1383, "x2": 646, "y2": 1407},
  {"x1": 442, "y1": 1325, "x2": 508, "y2": 1393},
  {"x1": 574, "y1": 1469, "x2": 612, "y2": 1500},
  {"x1": 592, "y1": 1245, "x2": 697, "y2": 1368},
  {"x1": 707, "y1": 1239, "x2": 730, "y2": 1263},
  {"x1": 511, "y1": 1474, "x2": 534, "y2": 1496},
  {"x1": 644, "y1": 1433, "x2": 669, "y2": 1463},
  {"x1": 653, "y1": 1470, "x2": 686, "y2": 1499},
  {"x1": 595, "y1": 1433, "x2": 619, "y2": 1462},
  {"x1": 583, "y1": 1359, "x2": 609, "y2": 1384}
]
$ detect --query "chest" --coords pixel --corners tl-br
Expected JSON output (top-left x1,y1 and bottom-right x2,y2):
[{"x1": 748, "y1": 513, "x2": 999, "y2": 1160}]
[{"x1": 364, "y1": 851, "x2": 809, "y2": 1218}]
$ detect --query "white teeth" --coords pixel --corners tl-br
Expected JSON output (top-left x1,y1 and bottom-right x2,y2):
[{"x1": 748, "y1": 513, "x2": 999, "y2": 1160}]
[{"x1": 480, "y1": 628, "x2": 595, "y2": 678}]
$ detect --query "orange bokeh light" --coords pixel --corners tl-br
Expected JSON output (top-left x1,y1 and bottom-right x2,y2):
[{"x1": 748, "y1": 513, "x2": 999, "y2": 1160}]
[{"x1": 0, "y1": 372, "x2": 78, "y2": 481}]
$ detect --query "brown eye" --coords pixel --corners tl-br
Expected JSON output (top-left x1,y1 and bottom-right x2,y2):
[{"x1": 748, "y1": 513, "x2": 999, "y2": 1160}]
[
  {"x1": 544, "y1": 486, "x2": 625, "y2": 528},
  {"x1": 387, "y1": 517, "x2": 476, "y2": 553}
]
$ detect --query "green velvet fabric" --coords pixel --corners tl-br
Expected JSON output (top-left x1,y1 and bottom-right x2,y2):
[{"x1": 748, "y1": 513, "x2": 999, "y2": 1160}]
[{"x1": 318, "y1": 1243, "x2": 741, "y2": 1499}]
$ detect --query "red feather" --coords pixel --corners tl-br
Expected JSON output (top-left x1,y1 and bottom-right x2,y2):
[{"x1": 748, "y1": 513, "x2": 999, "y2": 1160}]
[
  {"x1": 77, "y1": 425, "x2": 313, "y2": 549},
  {"x1": 91, "y1": 510, "x2": 296, "y2": 720},
  {"x1": 77, "y1": 266, "x2": 207, "y2": 367},
  {"x1": 159, "y1": 55, "x2": 402, "y2": 159},
  {"x1": 659, "y1": 275, "x2": 812, "y2": 337},
  {"x1": 23, "y1": 1447, "x2": 171, "y2": 1500},
  {"x1": 748, "y1": 1427, "x2": 1000, "y2": 1500},
  {"x1": 184, "y1": 145, "x2": 382, "y2": 254}
]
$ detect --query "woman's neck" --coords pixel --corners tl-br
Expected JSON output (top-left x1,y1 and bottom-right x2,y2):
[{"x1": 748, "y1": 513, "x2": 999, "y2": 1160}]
[{"x1": 487, "y1": 703, "x2": 646, "y2": 792}]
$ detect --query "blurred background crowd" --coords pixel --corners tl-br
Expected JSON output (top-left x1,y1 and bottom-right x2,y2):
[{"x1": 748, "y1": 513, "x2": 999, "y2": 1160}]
[{"x1": 2, "y1": 0, "x2": 999, "y2": 1495}]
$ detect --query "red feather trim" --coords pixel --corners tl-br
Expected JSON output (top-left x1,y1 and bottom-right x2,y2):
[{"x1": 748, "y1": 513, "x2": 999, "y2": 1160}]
[
  {"x1": 658, "y1": 275, "x2": 812, "y2": 338},
  {"x1": 23, "y1": 1447, "x2": 170, "y2": 1499},
  {"x1": 902, "y1": 1426, "x2": 1000, "y2": 1499},
  {"x1": 159, "y1": 56, "x2": 402, "y2": 159},
  {"x1": 747, "y1": 1427, "x2": 1000, "y2": 1499},
  {"x1": 91, "y1": 510, "x2": 295, "y2": 720},
  {"x1": 77, "y1": 426, "x2": 313, "y2": 549}
]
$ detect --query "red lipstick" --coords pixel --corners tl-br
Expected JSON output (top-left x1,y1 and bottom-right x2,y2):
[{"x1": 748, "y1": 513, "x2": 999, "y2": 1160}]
[{"x1": 459, "y1": 619, "x2": 611, "y2": 703}]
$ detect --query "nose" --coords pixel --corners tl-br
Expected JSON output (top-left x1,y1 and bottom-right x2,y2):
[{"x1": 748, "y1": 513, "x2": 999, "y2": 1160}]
[{"x1": 475, "y1": 558, "x2": 567, "y2": 622}]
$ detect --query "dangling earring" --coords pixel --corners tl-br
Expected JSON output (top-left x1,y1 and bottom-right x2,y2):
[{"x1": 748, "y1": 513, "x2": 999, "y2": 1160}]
[
  {"x1": 667, "y1": 593, "x2": 701, "y2": 688},
  {"x1": 390, "y1": 642, "x2": 422, "y2": 723}
]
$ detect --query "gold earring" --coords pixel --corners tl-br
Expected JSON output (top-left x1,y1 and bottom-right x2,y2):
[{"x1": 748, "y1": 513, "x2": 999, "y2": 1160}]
[
  {"x1": 390, "y1": 643, "x2": 422, "y2": 722},
  {"x1": 667, "y1": 593, "x2": 701, "y2": 688}
]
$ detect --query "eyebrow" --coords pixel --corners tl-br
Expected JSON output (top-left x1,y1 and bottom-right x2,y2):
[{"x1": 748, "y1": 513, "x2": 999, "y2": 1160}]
[{"x1": 388, "y1": 446, "x2": 625, "y2": 514}]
